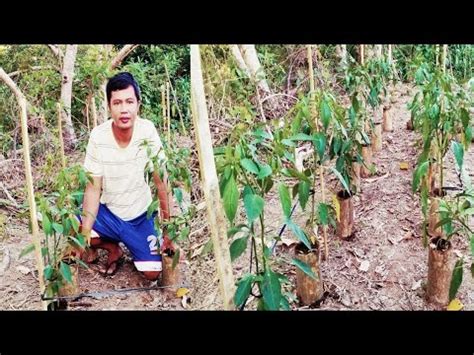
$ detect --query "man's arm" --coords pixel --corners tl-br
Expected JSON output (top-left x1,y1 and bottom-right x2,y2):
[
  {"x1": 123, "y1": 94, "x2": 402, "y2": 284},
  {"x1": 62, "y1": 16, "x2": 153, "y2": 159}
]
[{"x1": 81, "y1": 176, "x2": 102, "y2": 243}]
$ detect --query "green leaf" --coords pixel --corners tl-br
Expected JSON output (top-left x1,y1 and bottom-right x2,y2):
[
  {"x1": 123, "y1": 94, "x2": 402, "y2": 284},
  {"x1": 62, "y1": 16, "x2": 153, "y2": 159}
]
[
  {"x1": 470, "y1": 235, "x2": 474, "y2": 257},
  {"x1": 261, "y1": 268, "x2": 282, "y2": 310},
  {"x1": 318, "y1": 203, "x2": 329, "y2": 225},
  {"x1": 52, "y1": 223, "x2": 64, "y2": 235},
  {"x1": 412, "y1": 160, "x2": 429, "y2": 193},
  {"x1": 227, "y1": 224, "x2": 248, "y2": 239},
  {"x1": 464, "y1": 126, "x2": 472, "y2": 147},
  {"x1": 179, "y1": 226, "x2": 190, "y2": 240},
  {"x1": 280, "y1": 295, "x2": 290, "y2": 310},
  {"x1": 449, "y1": 258, "x2": 464, "y2": 301},
  {"x1": 173, "y1": 188, "x2": 183, "y2": 204},
  {"x1": 278, "y1": 183, "x2": 292, "y2": 218},
  {"x1": 69, "y1": 234, "x2": 86, "y2": 248},
  {"x1": 70, "y1": 215, "x2": 80, "y2": 234},
  {"x1": 243, "y1": 193, "x2": 264, "y2": 223},
  {"x1": 240, "y1": 159, "x2": 259, "y2": 175},
  {"x1": 313, "y1": 132, "x2": 326, "y2": 161},
  {"x1": 230, "y1": 236, "x2": 249, "y2": 262},
  {"x1": 19, "y1": 243, "x2": 35, "y2": 259},
  {"x1": 59, "y1": 261, "x2": 73, "y2": 284},
  {"x1": 298, "y1": 180, "x2": 310, "y2": 211},
  {"x1": 257, "y1": 164, "x2": 272, "y2": 179},
  {"x1": 433, "y1": 218, "x2": 452, "y2": 230},
  {"x1": 223, "y1": 175, "x2": 239, "y2": 224},
  {"x1": 44, "y1": 265, "x2": 53, "y2": 281},
  {"x1": 471, "y1": 263, "x2": 474, "y2": 279},
  {"x1": 451, "y1": 141, "x2": 464, "y2": 170},
  {"x1": 330, "y1": 167, "x2": 351, "y2": 195},
  {"x1": 42, "y1": 213, "x2": 52, "y2": 236},
  {"x1": 234, "y1": 274, "x2": 254, "y2": 308},
  {"x1": 320, "y1": 97, "x2": 332, "y2": 130},
  {"x1": 147, "y1": 199, "x2": 159, "y2": 219},
  {"x1": 291, "y1": 258, "x2": 317, "y2": 280},
  {"x1": 287, "y1": 219, "x2": 311, "y2": 250},
  {"x1": 289, "y1": 133, "x2": 314, "y2": 141}
]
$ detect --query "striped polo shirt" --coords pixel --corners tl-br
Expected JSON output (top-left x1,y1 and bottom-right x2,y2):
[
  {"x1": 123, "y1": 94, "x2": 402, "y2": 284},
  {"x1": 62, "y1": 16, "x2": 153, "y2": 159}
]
[{"x1": 84, "y1": 117, "x2": 166, "y2": 221}]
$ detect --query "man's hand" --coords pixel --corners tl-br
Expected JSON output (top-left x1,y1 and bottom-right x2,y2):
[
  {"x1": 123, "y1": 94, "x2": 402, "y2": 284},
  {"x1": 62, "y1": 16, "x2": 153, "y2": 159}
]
[
  {"x1": 161, "y1": 232, "x2": 175, "y2": 253},
  {"x1": 82, "y1": 229, "x2": 92, "y2": 247}
]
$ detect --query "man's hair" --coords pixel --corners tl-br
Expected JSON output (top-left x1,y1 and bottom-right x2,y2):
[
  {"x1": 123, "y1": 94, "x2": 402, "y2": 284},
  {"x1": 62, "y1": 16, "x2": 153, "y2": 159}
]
[{"x1": 106, "y1": 72, "x2": 141, "y2": 103}]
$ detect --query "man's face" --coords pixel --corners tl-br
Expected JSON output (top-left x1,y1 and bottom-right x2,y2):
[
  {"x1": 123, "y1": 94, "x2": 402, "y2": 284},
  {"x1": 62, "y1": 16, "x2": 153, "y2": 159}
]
[{"x1": 109, "y1": 85, "x2": 140, "y2": 131}]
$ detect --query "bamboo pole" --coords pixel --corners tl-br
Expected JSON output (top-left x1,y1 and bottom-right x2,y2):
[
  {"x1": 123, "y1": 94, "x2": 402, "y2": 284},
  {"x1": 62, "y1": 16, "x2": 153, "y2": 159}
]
[
  {"x1": 0, "y1": 67, "x2": 47, "y2": 310},
  {"x1": 190, "y1": 45, "x2": 235, "y2": 310},
  {"x1": 161, "y1": 85, "x2": 167, "y2": 139},
  {"x1": 56, "y1": 103, "x2": 66, "y2": 170},
  {"x1": 442, "y1": 45, "x2": 448, "y2": 73},
  {"x1": 166, "y1": 82, "x2": 171, "y2": 143},
  {"x1": 91, "y1": 95, "x2": 98, "y2": 128},
  {"x1": 359, "y1": 44, "x2": 365, "y2": 65},
  {"x1": 307, "y1": 45, "x2": 329, "y2": 261}
]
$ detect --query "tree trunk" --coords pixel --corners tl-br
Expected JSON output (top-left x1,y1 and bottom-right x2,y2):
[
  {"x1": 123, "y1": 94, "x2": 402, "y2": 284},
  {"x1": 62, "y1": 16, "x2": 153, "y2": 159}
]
[
  {"x1": 60, "y1": 45, "x2": 78, "y2": 150},
  {"x1": 239, "y1": 45, "x2": 271, "y2": 95},
  {"x1": 230, "y1": 45, "x2": 250, "y2": 77},
  {"x1": 190, "y1": 45, "x2": 235, "y2": 310},
  {"x1": 0, "y1": 67, "x2": 47, "y2": 310}
]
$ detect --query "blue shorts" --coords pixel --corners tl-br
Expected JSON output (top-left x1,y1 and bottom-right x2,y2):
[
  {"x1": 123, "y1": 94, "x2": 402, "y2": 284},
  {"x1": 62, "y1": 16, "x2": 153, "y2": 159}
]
[{"x1": 80, "y1": 204, "x2": 162, "y2": 272}]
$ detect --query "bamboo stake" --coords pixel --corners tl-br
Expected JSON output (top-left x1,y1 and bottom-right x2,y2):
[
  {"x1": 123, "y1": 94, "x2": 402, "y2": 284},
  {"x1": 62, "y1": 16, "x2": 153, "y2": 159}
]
[
  {"x1": 442, "y1": 45, "x2": 448, "y2": 73},
  {"x1": 56, "y1": 103, "x2": 66, "y2": 170},
  {"x1": 0, "y1": 67, "x2": 47, "y2": 310},
  {"x1": 190, "y1": 45, "x2": 235, "y2": 310},
  {"x1": 161, "y1": 85, "x2": 167, "y2": 138},
  {"x1": 166, "y1": 81, "x2": 171, "y2": 143},
  {"x1": 91, "y1": 95, "x2": 97, "y2": 128},
  {"x1": 85, "y1": 96, "x2": 90, "y2": 132},
  {"x1": 307, "y1": 45, "x2": 328, "y2": 261},
  {"x1": 360, "y1": 44, "x2": 365, "y2": 65}
]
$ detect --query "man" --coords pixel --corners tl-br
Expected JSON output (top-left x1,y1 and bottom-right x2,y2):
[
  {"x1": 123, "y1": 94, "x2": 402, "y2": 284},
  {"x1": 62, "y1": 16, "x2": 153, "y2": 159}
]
[{"x1": 80, "y1": 72, "x2": 173, "y2": 281}]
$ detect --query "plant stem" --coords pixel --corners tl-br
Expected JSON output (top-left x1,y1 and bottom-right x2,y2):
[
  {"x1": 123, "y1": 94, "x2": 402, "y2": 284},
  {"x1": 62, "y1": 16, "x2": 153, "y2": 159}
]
[{"x1": 259, "y1": 214, "x2": 266, "y2": 271}]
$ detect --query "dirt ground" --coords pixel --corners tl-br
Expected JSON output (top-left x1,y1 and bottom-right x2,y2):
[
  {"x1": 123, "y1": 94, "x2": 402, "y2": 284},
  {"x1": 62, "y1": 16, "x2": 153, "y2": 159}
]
[{"x1": 1, "y1": 82, "x2": 473, "y2": 310}]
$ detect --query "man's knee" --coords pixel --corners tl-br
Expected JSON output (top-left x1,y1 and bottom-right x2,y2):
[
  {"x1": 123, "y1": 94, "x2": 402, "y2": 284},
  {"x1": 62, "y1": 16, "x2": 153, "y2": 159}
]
[{"x1": 143, "y1": 271, "x2": 161, "y2": 281}]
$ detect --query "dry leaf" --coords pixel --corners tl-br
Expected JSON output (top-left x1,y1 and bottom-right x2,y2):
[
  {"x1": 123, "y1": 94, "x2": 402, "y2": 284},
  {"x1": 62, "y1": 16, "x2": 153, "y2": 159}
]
[
  {"x1": 399, "y1": 162, "x2": 409, "y2": 170},
  {"x1": 181, "y1": 295, "x2": 189, "y2": 309},
  {"x1": 359, "y1": 260, "x2": 370, "y2": 272},
  {"x1": 176, "y1": 287, "x2": 189, "y2": 298},
  {"x1": 411, "y1": 280, "x2": 422, "y2": 291},
  {"x1": 447, "y1": 298, "x2": 463, "y2": 311},
  {"x1": 16, "y1": 265, "x2": 30, "y2": 275}
]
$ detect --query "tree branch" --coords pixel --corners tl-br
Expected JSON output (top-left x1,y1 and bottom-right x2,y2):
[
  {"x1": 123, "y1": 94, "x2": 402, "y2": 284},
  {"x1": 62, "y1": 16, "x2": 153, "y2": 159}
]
[
  {"x1": 110, "y1": 44, "x2": 139, "y2": 70},
  {"x1": 47, "y1": 44, "x2": 64, "y2": 61}
]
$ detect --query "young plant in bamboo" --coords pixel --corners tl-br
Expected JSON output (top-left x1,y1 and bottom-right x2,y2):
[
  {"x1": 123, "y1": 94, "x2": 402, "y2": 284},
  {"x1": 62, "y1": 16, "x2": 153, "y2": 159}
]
[
  {"x1": 21, "y1": 165, "x2": 92, "y2": 309},
  {"x1": 215, "y1": 124, "x2": 315, "y2": 310},
  {"x1": 141, "y1": 138, "x2": 194, "y2": 285}
]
